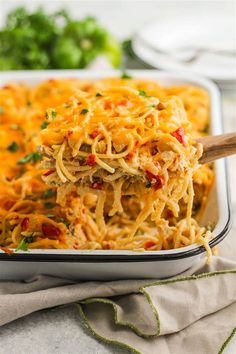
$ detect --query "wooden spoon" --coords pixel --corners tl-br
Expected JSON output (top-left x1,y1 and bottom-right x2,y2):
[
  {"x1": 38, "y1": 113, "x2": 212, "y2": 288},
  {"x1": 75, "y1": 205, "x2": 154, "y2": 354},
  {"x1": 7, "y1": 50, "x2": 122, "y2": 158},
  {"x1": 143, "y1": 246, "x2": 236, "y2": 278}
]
[{"x1": 198, "y1": 132, "x2": 236, "y2": 164}]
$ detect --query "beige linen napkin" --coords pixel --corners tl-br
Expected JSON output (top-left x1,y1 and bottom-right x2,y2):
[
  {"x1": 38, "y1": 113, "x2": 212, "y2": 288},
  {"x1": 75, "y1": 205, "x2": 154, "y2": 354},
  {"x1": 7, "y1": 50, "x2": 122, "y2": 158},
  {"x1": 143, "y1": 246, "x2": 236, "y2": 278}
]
[{"x1": 0, "y1": 256, "x2": 236, "y2": 354}]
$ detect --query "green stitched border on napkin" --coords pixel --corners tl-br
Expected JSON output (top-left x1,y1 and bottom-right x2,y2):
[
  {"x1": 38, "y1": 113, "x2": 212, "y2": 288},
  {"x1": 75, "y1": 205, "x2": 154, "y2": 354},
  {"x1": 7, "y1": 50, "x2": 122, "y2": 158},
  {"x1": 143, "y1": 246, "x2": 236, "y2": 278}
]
[
  {"x1": 80, "y1": 297, "x2": 157, "y2": 338},
  {"x1": 219, "y1": 327, "x2": 236, "y2": 354},
  {"x1": 77, "y1": 303, "x2": 140, "y2": 354},
  {"x1": 78, "y1": 269, "x2": 236, "y2": 354},
  {"x1": 141, "y1": 269, "x2": 236, "y2": 335}
]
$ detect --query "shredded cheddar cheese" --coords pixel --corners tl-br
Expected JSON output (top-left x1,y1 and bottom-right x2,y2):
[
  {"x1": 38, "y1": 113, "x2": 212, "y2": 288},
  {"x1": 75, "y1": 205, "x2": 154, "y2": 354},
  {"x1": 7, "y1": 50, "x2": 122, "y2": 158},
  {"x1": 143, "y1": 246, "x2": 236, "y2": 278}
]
[{"x1": 0, "y1": 77, "x2": 214, "y2": 257}]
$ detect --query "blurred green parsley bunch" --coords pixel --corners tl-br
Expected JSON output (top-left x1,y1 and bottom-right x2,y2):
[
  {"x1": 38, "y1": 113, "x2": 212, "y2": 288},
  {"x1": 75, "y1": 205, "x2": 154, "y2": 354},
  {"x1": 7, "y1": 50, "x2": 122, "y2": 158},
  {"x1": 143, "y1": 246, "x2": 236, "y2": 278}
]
[{"x1": 0, "y1": 7, "x2": 121, "y2": 70}]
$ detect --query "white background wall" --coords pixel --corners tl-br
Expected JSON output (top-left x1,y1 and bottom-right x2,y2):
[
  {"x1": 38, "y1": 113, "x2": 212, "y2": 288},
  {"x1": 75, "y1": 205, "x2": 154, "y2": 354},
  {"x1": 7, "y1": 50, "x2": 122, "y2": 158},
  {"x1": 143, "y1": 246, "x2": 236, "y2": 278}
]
[{"x1": 0, "y1": 0, "x2": 235, "y2": 40}]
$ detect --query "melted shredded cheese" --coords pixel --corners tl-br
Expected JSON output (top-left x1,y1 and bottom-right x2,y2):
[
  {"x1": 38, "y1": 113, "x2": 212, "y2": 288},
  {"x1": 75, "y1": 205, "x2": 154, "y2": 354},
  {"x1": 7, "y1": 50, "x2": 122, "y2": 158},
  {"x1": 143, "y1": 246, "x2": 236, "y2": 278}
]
[{"x1": 0, "y1": 77, "x2": 214, "y2": 257}]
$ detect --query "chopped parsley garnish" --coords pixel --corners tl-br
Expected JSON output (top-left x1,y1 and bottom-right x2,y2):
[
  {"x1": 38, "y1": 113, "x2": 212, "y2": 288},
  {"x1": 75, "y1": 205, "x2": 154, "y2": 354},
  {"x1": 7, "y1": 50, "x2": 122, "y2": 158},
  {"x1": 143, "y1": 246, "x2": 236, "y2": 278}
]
[
  {"x1": 64, "y1": 103, "x2": 72, "y2": 108},
  {"x1": 7, "y1": 141, "x2": 19, "y2": 152},
  {"x1": 45, "y1": 109, "x2": 57, "y2": 120},
  {"x1": 0, "y1": 107, "x2": 4, "y2": 114},
  {"x1": 43, "y1": 189, "x2": 56, "y2": 199},
  {"x1": 148, "y1": 104, "x2": 156, "y2": 108},
  {"x1": 59, "y1": 218, "x2": 70, "y2": 228},
  {"x1": 96, "y1": 92, "x2": 102, "y2": 97},
  {"x1": 138, "y1": 90, "x2": 149, "y2": 97},
  {"x1": 27, "y1": 235, "x2": 34, "y2": 243},
  {"x1": 51, "y1": 110, "x2": 57, "y2": 119},
  {"x1": 17, "y1": 152, "x2": 42, "y2": 165},
  {"x1": 146, "y1": 180, "x2": 152, "y2": 188},
  {"x1": 121, "y1": 72, "x2": 132, "y2": 79},
  {"x1": 15, "y1": 238, "x2": 28, "y2": 252},
  {"x1": 44, "y1": 202, "x2": 57, "y2": 209},
  {"x1": 41, "y1": 121, "x2": 49, "y2": 130},
  {"x1": 15, "y1": 235, "x2": 33, "y2": 252},
  {"x1": 81, "y1": 108, "x2": 89, "y2": 115}
]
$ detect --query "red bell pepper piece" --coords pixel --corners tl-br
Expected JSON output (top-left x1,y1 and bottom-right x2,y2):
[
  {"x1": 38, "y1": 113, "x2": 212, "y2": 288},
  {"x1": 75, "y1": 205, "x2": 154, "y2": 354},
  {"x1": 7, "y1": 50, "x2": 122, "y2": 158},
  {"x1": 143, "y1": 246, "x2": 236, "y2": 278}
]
[{"x1": 171, "y1": 127, "x2": 186, "y2": 145}]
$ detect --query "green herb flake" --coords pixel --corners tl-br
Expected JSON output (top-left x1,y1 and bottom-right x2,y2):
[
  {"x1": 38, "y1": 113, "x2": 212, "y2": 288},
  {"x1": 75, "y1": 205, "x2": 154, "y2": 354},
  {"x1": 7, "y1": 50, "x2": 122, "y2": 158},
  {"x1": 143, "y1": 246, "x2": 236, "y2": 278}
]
[
  {"x1": 138, "y1": 90, "x2": 149, "y2": 97},
  {"x1": 121, "y1": 72, "x2": 132, "y2": 79},
  {"x1": 81, "y1": 108, "x2": 89, "y2": 115},
  {"x1": 0, "y1": 107, "x2": 4, "y2": 115},
  {"x1": 15, "y1": 238, "x2": 28, "y2": 252},
  {"x1": 64, "y1": 103, "x2": 72, "y2": 108},
  {"x1": 15, "y1": 235, "x2": 34, "y2": 252},
  {"x1": 148, "y1": 104, "x2": 156, "y2": 108},
  {"x1": 146, "y1": 180, "x2": 151, "y2": 188},
  {"x1": 41, "y1": 121, "x2": 49, "y2": 130},
  {"x1": 45, "y1": 110, "x2": 57, "y2": 120},
  {"x1": 51, "y1": 110, "x2": 57, "y2": 119},
  {"x1": 59, "y1": 218, "x2": 70, "y2": 228},
  {"x1": 7, "y1": 141, "x2": 19, "y2": 153},
  {"x1": 26, "y1": 235, "x2": 34, "y2": 243},
  {"x1": 42, "y1": 189, "x2": 56, "y2": 199},
  {"x1": 96, "y1": 92, "x2": 102, "y2": 97},
  {"x1": 17, "y1": 152, "x2": 42, "y2": 165},
  {"x1": 44, "y1": 202, "x2": 57, "y2": 209}
]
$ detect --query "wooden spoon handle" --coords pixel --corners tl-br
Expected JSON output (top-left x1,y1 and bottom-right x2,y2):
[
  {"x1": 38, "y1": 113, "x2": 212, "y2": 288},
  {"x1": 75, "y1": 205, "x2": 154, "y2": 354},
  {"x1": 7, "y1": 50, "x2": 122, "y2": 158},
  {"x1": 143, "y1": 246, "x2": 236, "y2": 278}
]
[{"x1": 198, "y1": 132, "x2": 236, "y2": 164}]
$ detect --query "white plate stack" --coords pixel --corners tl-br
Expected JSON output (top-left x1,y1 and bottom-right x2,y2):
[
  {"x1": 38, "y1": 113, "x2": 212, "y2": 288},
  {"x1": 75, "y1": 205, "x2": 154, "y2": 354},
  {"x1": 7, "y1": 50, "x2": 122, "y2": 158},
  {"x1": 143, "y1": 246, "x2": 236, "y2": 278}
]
[{"x1": 132, "y1": 16, "x2": 236, "y2": 89}]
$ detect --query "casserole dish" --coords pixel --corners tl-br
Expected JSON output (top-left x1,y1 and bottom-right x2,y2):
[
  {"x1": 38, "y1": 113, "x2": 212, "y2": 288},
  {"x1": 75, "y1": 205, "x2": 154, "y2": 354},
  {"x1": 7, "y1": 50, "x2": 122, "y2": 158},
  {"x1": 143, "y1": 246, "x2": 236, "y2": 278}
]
[{"x1": 0, "y1": 70, "x2": 231, "y2": 280}]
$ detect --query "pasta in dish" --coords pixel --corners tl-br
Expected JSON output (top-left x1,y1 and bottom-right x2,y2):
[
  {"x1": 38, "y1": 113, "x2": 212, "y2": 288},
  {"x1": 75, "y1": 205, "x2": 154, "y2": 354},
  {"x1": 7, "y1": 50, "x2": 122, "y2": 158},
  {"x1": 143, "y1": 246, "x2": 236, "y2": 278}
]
[{"x1": 0, "y1": 77, "x2": 214, "y2": 255}]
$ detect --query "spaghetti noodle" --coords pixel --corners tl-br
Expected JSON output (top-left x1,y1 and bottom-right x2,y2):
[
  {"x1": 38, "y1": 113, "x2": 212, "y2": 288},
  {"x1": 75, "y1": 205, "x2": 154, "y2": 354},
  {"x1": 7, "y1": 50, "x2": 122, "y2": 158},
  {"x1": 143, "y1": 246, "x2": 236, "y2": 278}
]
[{"x1": 0, "y1": 77, "x2": 214, "y2": 255}]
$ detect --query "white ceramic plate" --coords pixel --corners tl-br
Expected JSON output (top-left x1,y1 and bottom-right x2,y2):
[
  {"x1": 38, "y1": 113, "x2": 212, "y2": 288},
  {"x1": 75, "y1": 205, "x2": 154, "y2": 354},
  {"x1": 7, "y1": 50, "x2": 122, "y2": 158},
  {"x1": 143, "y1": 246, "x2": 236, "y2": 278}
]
[
  {"x1": 133, "y1": 16, "x2": 236, "y2": 83},
  {"x1": 0, "y1": 70, "x2": 231, "y2": 280}
]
